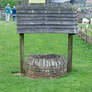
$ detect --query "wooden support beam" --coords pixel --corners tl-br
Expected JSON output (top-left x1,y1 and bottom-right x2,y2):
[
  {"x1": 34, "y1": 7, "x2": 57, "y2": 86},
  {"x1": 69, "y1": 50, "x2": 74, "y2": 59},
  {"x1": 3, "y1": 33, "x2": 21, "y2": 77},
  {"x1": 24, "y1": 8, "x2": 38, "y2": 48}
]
[
  {"x1": 20, "y1": 34, "x2": 24, "y2": 73},
  {"x1": 67, "y1": 34, "x2": 73, "y2": 72}
]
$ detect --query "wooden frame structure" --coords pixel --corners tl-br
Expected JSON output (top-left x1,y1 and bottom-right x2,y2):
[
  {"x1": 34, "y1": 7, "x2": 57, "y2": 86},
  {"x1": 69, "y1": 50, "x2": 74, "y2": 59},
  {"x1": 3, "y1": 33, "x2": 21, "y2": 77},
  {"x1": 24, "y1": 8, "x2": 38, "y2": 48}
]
[
  {"x1": 16, "y1": 3, "x2": 79, "y2": 74},
  {"x1": 19, "y1": 34, "x2": 74, "y2": 73}
]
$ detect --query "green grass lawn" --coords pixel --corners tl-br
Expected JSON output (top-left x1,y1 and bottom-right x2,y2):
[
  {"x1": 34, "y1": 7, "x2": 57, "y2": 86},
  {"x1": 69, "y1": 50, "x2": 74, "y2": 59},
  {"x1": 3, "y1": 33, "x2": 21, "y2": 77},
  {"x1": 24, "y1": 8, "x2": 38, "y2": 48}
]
[{"x1": 0, "y1": 21, "x2": 92, "y2": 92}]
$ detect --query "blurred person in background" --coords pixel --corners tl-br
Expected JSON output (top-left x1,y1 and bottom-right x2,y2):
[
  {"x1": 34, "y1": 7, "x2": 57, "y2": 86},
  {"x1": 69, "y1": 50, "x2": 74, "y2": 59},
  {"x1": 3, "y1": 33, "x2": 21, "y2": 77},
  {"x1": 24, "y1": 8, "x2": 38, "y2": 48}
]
[
  {"x1": 12, "y1": 6, "x2": 16, "y2": 22},
  {"x1": 4, "y1": 4, "x2": 11, "y2": 22}
]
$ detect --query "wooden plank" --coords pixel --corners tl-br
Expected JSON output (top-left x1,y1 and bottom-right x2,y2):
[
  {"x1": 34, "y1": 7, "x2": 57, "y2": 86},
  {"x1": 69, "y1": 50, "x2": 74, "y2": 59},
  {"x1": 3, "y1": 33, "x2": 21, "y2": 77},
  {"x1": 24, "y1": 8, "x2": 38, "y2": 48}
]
[
  {"x1": 17, "y1": 28, "x2": 78, "y2": 31},
  {"x1": 17, "y1": 5, "x2": 76, "y2": 13},
  {"x1": 16, "y1": 10, "x2": 76, "y2": 13},
  {"x1": 17, "y1": 24, "x2": 78, "y2": 26},
  {"x1": 17, "y1": 17, "x2": 78, "y2": 21},
  {"x1": 17, "y1": 5, "x2": 74, "y2": 11},
  {"x1": 17, "y1": 6, "x2": 73, "y2": 10},
  {"x1": 67, "y1": 34, "x2": 73, "y2": 72},
  {"x1": 17, "y1": 29, "x2": 78, "y2": 34},
  {"x1": 17, "y1": 17, "x2": 77, "y2": 20},
  {"x1": 17, "y1": 13, "x2": 77, "y2": 18},
  {"x1": 20, "y1": 34, "x2": 24, "y2": 73},
  {"x1": 17, "y1": 20, "x2": 77, "y2": 23},
  {"x1": 17, "y1": 21, "x2": 78, "y2": 25},
  {"x1": 17, "y1": 10, "x2": 75, "y2": 14},
  {"x1": 17, "y1": 25, "x2": 78, "y2": 29}
]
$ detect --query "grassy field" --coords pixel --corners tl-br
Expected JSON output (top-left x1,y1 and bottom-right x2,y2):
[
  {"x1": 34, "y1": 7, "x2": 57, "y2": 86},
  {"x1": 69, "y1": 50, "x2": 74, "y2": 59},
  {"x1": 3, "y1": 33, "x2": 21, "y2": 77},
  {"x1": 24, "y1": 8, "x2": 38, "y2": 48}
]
[{"x1": 0, "y1": 21, "x2": 92, "y2": 92}]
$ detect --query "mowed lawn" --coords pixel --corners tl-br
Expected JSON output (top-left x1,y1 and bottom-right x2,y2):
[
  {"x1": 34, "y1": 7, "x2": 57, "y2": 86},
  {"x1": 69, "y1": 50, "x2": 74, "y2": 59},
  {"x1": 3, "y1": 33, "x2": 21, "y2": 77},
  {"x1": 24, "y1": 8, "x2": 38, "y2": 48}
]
[{"x1": 0, "y1": 22, "x2": 92, "y2": 92}]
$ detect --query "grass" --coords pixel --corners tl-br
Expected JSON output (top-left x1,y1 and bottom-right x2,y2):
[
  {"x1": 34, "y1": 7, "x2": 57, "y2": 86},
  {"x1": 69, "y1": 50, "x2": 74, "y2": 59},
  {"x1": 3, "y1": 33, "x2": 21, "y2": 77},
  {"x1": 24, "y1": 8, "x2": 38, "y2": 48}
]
[{"x1": 0, "y1": 21, "x2": 92, "y2": 92}]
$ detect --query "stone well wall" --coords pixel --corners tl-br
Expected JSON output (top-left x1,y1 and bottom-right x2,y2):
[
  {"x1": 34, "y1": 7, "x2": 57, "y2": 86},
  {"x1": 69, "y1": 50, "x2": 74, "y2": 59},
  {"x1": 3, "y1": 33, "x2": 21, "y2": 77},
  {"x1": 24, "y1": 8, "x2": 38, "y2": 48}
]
[{"x1": 25, "y1": 54, "x2": 67, "y2": 78}]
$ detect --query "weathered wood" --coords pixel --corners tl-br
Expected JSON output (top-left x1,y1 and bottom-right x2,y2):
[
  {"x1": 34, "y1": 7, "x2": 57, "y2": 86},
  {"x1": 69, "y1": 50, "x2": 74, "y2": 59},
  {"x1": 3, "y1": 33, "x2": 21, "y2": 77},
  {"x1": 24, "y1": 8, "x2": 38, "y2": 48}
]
[
  {"x1": 16, "y1": 6, "x2": 74, "y2": 11},
  {"x1": 16, "y1": 4, "x2": 79, "y2": 74},
  {"x1": 17, "y1": 29, "x2": 77, "y2": 34},
  {"x1": 85, "y1": 29, "x2": 87, "y2": 43},
  {"x1": 20, "y1": 34, "x2": 24, "y2": 73},
  {"x1": 16, "y1": 4, "x2": 77, "y2": 12},
  {"x1": 17, "y1": 17, "x2": 78, "y2": 21},
  {"x1": 17, "y1": 11, "x2": 76, "y2": 14},
  {"x1": 17, "y1": 14, "x2": 77, "y2": 18},
  {"x1": 17, "y1": 21, "x2": 77, "y2": 25},
  {"x1": 67, "y1": 34, "x2": 73, "y2": 72},
  {"x1": 16, "y1": 5, "x2": 78, "y2": 34},
  {"x1": 17, "y1": 24, "x2": 78, "y2": 26},
  {"x1": 17, "y1": 26, "x2": 78, "y2": 29}
]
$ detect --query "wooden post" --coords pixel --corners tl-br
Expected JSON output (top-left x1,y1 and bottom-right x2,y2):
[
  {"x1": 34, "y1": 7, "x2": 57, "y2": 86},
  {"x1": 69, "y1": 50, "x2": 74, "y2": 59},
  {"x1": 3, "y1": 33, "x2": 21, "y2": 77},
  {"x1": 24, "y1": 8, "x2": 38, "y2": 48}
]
[
  {"x1": 20, "y1": 34, "x2": 24, "y2": 73},
  {"x1": 85, "y1": 29, "x2": 87, "y2": 43},
  {"x1": 67, "y1": 34, "x2": 73, "y2": 72},
  {"x1": 80, "y1": 25, "x2": 82, "y2": 39}
]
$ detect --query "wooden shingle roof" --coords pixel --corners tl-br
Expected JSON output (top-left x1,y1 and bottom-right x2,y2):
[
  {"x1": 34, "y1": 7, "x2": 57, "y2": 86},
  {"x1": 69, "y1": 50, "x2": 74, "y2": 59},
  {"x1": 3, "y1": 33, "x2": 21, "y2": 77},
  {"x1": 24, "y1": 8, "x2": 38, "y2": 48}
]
[{"x1": 17, "y1": 4, "x2": 78, "y2": 34}]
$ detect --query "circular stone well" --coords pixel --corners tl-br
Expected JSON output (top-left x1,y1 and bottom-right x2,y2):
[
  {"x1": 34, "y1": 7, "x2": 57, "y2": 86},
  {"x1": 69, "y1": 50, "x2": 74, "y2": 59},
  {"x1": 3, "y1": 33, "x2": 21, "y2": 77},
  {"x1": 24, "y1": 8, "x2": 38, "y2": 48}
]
[{"x1": 25, "y1": 54, "x2": 67, "y2": 78}]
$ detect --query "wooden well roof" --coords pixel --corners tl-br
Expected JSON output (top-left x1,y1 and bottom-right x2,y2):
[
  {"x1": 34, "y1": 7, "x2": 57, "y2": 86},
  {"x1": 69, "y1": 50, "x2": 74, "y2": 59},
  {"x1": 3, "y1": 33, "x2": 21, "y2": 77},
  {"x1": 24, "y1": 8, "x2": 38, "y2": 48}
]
[{"x1": 17, "y1": 4, "x2": 79, "y2": 34}]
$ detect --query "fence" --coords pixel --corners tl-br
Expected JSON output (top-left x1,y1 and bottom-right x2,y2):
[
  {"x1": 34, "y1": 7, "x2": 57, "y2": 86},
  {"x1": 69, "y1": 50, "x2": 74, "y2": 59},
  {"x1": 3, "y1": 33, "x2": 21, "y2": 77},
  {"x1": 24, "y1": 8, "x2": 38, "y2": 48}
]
[
  {"x1": 0, "y1": 9, "x2": 5, "y2": 20},
  {"x1": 78, "y1": 24, "x2": 92, "y2": 45}
]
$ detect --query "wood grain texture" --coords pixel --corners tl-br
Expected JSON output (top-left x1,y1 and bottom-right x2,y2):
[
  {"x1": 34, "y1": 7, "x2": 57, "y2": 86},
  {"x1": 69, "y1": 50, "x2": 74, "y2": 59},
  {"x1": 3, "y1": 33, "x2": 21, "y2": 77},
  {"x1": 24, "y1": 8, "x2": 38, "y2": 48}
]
[
  {"x1": 17, "y1": 5, "x2": 78, "y2": 34},
  {"x1": 20, "y1": 34, "x2": 24, "y2": 73},
  {"x1": 67, "y1": 34, "x2": 73, "y2": 72}
]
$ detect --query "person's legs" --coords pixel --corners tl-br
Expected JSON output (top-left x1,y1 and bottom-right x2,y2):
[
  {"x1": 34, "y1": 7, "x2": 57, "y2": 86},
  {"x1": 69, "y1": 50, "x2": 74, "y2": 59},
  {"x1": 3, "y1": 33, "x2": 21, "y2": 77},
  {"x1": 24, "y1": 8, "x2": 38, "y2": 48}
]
[
  {"x1": 13, "y1": 16, "x2": 16, "y2": 22},
  {"x1": 14, "y1": 16, "x2": 16, "y2": 22},
  {"x1": 7, "y1": 14, "x2": 10, "y2": 22}
]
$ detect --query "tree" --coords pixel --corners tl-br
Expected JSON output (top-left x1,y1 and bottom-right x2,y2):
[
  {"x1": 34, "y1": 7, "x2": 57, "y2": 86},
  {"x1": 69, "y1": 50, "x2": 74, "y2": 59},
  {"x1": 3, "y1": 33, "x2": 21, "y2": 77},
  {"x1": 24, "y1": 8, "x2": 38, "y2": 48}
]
[{"x1": 0, "y1": 0, "x2": 16, "y2": 8}]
